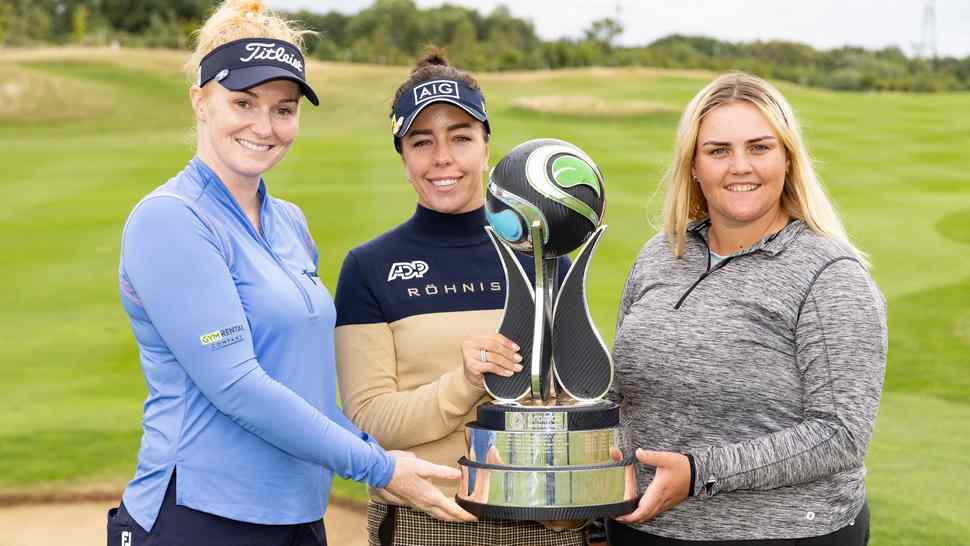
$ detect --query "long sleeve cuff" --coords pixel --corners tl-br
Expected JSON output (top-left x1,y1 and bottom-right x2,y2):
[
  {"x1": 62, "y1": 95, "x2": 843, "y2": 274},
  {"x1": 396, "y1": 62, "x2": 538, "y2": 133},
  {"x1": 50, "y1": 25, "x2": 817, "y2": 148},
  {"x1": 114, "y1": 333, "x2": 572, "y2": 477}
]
[
  {"x1": 688, "y1": 449, "x2": 718, "y2": 498},
  {"x1": 685, "y1": 453, "x2": 696, "y2": 497},
  {"x1": 437, "y1": 367, "x2": 486, "y2": 418},
  {"x1": 365, "y1": 445, "x2": 397, "y2": 489}
]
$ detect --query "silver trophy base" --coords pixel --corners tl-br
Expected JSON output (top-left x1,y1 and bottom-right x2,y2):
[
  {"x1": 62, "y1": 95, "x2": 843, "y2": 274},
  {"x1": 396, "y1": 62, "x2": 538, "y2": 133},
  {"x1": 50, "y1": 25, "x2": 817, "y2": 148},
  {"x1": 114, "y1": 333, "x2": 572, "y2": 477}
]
[{"x1": 456, "y1": 399, "x2": 638, "y2": 520}]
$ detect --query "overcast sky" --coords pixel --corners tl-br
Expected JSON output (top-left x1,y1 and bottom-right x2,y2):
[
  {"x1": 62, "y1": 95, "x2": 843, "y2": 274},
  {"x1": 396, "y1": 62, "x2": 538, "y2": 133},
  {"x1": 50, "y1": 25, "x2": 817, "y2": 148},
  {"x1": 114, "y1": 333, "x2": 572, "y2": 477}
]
[{"x1": 268, "y1": 0, "x2": 970, "y2": 58}]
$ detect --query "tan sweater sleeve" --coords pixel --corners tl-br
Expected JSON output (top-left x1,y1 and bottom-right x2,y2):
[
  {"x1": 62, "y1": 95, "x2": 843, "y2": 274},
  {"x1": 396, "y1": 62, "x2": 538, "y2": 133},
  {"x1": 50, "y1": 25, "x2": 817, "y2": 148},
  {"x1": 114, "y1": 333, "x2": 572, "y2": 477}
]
[{"x1": 335, "y1": 322, "x2": 486, "y2": 450}]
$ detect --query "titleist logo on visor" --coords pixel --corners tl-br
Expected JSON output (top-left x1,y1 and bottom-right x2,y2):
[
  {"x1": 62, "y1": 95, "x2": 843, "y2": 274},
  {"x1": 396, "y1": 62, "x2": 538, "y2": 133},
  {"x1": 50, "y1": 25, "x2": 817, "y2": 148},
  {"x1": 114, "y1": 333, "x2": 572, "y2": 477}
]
[{"x1": 240, "y1": 42, "x2": 304, "y2": 72}]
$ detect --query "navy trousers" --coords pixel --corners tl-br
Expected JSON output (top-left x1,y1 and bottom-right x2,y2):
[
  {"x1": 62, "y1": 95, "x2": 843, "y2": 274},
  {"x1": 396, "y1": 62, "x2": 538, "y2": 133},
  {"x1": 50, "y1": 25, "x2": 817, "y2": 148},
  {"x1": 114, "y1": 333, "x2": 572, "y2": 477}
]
[{"x1": 106, "y1": 472, "x2": 327, "y2": 546}]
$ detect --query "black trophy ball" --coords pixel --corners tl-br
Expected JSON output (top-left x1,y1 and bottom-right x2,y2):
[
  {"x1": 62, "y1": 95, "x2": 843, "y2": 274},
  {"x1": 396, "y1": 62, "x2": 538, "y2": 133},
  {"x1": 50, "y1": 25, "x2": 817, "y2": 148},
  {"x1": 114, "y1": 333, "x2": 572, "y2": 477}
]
[{"x1": 485, "y1": 138, "x2": 605, "y2": 257}]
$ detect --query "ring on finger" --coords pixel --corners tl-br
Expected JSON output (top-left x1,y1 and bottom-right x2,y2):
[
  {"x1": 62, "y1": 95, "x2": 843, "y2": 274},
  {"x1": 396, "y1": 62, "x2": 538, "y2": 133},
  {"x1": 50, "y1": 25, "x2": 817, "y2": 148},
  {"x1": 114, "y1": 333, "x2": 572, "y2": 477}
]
[{"x1": 480, "y1": 348, "x2": 488, "y2": 363}]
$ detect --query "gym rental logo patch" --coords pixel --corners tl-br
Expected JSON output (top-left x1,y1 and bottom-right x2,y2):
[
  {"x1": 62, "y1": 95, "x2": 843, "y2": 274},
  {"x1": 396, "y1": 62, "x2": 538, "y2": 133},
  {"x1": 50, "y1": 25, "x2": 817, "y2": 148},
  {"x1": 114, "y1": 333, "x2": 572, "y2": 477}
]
[
  {"x1": 387, "y1": 260, "x2": 429, "y2": 281},
  {"x1": 199, "y1": 323, "x2": 246, "y2": 350},
  {"x1": 413, "y1": 80, "x2": 460, "y2": 104}
]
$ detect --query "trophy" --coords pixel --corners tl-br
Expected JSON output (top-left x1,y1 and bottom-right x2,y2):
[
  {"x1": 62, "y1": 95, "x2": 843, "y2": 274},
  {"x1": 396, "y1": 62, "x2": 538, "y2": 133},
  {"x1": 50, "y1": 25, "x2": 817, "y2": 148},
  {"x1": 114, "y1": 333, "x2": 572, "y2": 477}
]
[{"x1": 456, "y1": 139, "x2": 639, "y2": 520}]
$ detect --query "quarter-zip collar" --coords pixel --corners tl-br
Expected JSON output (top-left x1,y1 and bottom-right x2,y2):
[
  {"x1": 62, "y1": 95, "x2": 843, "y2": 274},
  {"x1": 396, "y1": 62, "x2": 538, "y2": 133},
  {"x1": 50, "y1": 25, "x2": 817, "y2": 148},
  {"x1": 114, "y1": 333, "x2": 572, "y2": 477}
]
[
  {"x1": 687, "y1": 216, "x2": 806, "y2": 259},
  {"x1": 190, "y1": 156, "x2": 267, "y2": 240},
  {"x1": 186, "y1": 157, "x2": 316, "y2": 316},
  {"x1": 675, "y1": 217, "x2": 806, "y2": 309}
]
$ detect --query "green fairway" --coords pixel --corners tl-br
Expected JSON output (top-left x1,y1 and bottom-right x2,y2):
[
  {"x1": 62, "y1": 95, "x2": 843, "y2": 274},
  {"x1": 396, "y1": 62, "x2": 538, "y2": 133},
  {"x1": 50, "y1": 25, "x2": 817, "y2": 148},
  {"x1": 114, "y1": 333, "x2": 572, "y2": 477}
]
[{"x1": 1, "y1": 48, "x2": 967, "y2": 542}]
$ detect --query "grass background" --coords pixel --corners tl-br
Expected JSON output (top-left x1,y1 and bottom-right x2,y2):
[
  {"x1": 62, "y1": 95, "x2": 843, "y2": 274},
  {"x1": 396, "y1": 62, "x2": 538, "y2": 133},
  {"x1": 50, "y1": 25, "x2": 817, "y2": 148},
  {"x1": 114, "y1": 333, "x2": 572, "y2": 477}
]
[{"x1": 0, "y1": 48, "x2": 967, "y2": 543}]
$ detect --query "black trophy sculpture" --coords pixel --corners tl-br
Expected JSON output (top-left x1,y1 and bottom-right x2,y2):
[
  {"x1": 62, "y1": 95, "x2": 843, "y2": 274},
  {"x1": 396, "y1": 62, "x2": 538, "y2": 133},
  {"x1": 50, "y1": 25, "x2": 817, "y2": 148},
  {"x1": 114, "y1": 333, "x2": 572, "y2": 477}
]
[{"x1": 456, "y1": 139, "x2": 639, "y2": 521}]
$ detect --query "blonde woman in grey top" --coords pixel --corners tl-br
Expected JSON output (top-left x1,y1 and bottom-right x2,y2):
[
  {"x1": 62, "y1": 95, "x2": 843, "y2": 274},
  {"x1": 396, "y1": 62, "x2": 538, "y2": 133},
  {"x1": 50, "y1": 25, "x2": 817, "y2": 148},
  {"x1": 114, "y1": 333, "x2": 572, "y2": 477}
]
[{"x1": 608, "y1": 73, "x2": 887, "y2": 545}]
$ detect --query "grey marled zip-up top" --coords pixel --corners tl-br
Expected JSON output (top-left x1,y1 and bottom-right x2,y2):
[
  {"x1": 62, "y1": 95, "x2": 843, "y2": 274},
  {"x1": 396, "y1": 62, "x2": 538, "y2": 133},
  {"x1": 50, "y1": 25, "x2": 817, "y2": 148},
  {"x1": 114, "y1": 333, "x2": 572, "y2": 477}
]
[{"x1": 610, "y1": 218, "x2": 887, "y2": 541}]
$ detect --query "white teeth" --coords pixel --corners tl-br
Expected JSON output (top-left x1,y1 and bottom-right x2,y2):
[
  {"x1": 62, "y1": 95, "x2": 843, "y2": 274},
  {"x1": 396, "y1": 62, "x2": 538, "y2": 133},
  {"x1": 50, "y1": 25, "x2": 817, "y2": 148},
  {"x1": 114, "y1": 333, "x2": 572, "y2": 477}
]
[
  {"x1": 237, "y1": 139, "x2": 272, "y2": 152},
  {"x1": 432, "y1": 178, "x2": 458, "y2": 187},
  {"x1": 727, "y1": 184, "x2": 759, "y2": 192}
]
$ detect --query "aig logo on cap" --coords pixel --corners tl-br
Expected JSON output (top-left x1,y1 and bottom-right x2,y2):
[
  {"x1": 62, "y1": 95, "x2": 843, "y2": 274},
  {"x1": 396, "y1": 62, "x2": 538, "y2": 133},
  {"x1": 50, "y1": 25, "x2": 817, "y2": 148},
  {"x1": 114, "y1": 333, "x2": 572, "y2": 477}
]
[{"x1": 413, "y1": 80, "x2": 460, "y2": 104}]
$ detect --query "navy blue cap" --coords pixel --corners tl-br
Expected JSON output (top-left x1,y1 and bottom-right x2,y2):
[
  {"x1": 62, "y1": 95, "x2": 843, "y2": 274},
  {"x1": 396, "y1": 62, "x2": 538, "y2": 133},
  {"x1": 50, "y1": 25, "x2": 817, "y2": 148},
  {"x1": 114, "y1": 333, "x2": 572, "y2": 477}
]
[
  {"x1": 199, "y1": 38, "x2": 319, "y2": 106},
  {"x1": 391, "y1": 79, "x2": 490, "y2": 151}
]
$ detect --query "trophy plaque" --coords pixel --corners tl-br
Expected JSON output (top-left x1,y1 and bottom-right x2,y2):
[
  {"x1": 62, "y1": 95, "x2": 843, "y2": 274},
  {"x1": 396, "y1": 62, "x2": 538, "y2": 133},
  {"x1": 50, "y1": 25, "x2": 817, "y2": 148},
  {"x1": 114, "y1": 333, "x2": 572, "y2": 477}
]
[{"x1": 456, "y1": 139, "x2": 639, "y2": 520}]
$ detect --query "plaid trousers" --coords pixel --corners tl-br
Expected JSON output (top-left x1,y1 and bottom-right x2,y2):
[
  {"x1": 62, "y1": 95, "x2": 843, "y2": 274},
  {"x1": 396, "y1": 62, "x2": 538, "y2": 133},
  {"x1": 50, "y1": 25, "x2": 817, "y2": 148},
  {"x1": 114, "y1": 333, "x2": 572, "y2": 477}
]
[{"x1": 367, "y1": 501, "x2": 587, "y2": 546}]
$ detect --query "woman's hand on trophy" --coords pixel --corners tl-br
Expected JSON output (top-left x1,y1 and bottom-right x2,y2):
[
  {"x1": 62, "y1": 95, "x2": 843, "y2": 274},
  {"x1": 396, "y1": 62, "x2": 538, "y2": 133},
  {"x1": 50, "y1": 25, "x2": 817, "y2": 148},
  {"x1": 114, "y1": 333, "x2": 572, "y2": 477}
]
[
  {"x1": 380, "y1": 450, "x2": 478, "y2": 523},
  {"x1": 613, "y1": 448, "x2": 691, "y2": 524},
  {"x1": 609, "y1": 447, "x2": 640, "y2": 502},
  {"x1": 460, "y1": 334, "x2": 523, "y2": 388}
]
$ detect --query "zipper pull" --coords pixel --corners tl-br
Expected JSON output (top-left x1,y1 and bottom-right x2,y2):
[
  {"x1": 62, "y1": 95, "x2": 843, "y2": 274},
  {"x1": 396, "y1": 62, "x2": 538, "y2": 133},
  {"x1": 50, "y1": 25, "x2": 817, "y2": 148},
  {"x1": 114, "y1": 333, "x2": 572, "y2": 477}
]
[{"x1": 302, "y1": 269, "x2": 319, "y2": 284}]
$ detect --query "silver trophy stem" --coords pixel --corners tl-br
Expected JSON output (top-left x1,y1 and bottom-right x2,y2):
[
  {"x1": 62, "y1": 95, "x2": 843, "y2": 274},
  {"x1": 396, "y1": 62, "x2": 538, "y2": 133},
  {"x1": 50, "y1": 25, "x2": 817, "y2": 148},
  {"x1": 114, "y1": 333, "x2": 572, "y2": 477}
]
[
  {"x1": 541, "y1": 257, "x2": 559, "y2": 401},
  {"x1": 528, "y1": 221, "x2": 545, "y2": 402}
]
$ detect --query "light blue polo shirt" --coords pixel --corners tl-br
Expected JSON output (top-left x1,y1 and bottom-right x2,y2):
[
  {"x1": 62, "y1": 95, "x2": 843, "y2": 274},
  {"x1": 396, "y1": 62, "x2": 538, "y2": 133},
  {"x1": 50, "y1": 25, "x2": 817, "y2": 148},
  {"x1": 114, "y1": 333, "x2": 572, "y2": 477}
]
[{"x1": 118, "y1": 157, "x2": 395, "y2": 531}]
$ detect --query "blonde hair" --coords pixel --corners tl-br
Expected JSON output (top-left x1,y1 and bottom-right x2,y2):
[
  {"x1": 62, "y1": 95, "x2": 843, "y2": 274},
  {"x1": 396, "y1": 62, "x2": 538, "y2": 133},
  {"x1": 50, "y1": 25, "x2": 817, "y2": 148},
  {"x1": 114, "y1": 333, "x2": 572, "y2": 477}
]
[
  {"x1": 660, "y1": 72, "x2": 868, "y2": 267},
  {"x1": 183, "y1": 0, "x2": 314, "y2": 84}
]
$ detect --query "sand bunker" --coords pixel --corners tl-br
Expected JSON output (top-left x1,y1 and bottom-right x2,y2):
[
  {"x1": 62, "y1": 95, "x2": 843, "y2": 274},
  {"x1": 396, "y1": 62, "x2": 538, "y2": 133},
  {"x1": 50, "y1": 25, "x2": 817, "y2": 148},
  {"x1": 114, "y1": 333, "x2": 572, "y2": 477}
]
[{"x1": 512, "y1": 95, "x2": 677, "y2": 116}]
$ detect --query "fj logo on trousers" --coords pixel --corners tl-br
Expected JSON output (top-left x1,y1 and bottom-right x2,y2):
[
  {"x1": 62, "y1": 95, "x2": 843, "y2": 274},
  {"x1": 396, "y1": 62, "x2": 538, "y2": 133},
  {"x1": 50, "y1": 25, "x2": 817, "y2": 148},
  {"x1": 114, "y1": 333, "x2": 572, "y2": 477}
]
[{"x1": 121, "y1": 530, "x2": 132, "y2": 546}]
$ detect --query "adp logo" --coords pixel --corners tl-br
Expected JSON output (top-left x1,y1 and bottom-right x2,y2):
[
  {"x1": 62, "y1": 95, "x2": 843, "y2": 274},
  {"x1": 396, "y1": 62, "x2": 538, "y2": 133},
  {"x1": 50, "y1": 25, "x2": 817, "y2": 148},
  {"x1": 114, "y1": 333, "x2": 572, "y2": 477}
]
[
  {"x1": 387, "y1": 260, "x2": 429, "y2": 281},
  {"x1": 413, "y1": 80, "x2": 460, "y2": 104}
]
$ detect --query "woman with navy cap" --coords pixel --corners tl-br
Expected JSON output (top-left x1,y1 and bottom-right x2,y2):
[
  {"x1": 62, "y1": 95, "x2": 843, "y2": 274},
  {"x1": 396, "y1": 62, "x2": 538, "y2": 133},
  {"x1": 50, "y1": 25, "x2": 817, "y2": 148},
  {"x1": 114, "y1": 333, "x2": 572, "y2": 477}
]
[
  {"x1": 333, "y1": 50, "x2": 582, "y2": 546},
  {"x1": 107, "y1": 2, "x2": 473, "y2": 545}
]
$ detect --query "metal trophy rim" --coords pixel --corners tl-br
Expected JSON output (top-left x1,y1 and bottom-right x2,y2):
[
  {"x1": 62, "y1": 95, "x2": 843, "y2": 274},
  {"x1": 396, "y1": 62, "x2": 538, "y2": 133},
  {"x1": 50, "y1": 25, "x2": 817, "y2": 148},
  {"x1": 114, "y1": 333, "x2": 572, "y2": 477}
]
[
  {"x1": 458, "y1": 455, "x2": 635, "y2": 472},
  {"x1": 455, "y1": 497, "x2": 641, "y2": 522}
]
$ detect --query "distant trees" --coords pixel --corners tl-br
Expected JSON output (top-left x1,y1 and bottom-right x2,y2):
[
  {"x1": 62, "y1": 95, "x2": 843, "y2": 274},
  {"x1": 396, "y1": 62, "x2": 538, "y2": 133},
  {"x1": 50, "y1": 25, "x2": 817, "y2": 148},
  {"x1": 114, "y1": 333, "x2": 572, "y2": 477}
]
[
  {"x1": 0, "y1": 0, "x2": 208, "y2": 47},
  {"x1": 584, "y1": 17, "x2": 624, "y2": 52},
  {"x1": 1, "y1": 0, "x2": 55, "y2": 45},
  {"x1": 3, "y1": 0, "x2": 969, "y2": 93},
  {"x1": 616, "y1": 36, "x2": 969, "y2": 92},
  {"x1": 294, "y1": 1, "x2": 547, "y2": 71}
]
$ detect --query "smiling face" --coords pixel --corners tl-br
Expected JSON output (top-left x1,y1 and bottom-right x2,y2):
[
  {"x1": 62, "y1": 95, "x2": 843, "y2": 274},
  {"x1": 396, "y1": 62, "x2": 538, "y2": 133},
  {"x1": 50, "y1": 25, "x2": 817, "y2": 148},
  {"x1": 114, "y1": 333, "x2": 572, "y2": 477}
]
[
  {"x1": 693, "y1": 100, "x2": 788, "y2": 229},
  {"x1": 191, "y1": 79, "x2": 301, "y2": 188},
  {"x1": 400, "y1": 102, "x2": 489, "y2": 215}
]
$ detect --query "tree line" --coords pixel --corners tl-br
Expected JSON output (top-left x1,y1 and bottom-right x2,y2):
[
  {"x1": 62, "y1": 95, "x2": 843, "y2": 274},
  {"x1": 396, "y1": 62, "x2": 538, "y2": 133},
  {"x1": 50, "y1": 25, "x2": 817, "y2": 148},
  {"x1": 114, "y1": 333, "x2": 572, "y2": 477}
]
[{"x1": 4, "y1": 0, "x2": 969, "y2": 93}]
